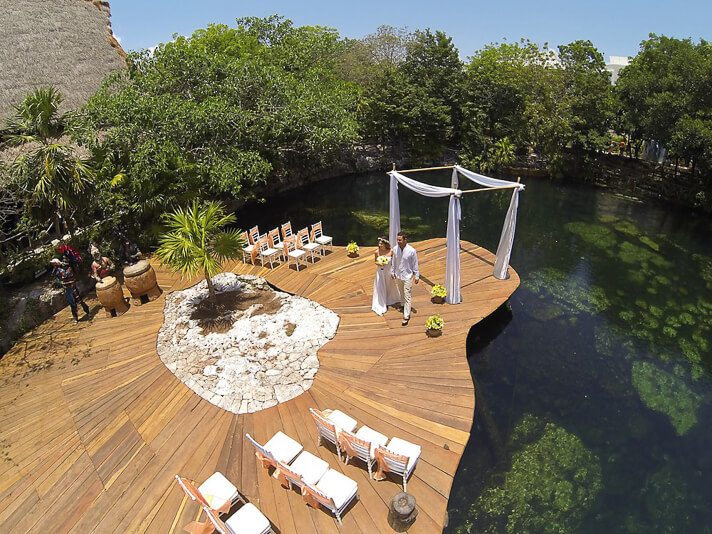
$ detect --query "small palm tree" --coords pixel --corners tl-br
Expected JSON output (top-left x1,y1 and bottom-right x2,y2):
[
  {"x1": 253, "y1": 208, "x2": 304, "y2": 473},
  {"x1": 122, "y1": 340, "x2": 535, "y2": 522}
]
[
  {"x1": 7, "y1": 87, "x2": 94, "y2": 236},
  {"x1": 156, "y1": 200, "x2": 244, "y2": 297}
]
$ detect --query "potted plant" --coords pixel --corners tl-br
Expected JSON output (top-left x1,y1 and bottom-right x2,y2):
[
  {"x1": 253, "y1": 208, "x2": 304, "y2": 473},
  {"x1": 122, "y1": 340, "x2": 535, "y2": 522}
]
[
  {"x1": 431, "y1": 284, "x2": 446, "y2": 304},
  {"x1": 425, "y1": 314, "x2": 444, "y2": 337},
  {"x1": 346, "y1": 241, "x2": 359, "y2": 258}
]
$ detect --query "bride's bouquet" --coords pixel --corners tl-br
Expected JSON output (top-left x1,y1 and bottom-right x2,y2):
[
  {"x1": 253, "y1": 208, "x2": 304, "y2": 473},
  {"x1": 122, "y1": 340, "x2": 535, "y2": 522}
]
[{"x1": 375, "y1": 255, "x2": 390, "y2": 266}]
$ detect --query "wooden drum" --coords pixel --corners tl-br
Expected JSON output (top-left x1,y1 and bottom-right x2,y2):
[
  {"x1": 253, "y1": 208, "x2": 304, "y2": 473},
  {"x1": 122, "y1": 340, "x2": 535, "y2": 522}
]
[
  {"x1": 123, "y1": 260, "x2": 162, "y2": 306},
  {"x1": 96, "y1": 276, "x2": 129, "y2": 317}
]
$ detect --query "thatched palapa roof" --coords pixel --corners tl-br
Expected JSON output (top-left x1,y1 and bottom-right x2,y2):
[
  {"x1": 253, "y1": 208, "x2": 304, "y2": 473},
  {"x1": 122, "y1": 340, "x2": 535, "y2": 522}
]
[{"x1": 0, "y1": 0, "x2": 127, "y2": 123}]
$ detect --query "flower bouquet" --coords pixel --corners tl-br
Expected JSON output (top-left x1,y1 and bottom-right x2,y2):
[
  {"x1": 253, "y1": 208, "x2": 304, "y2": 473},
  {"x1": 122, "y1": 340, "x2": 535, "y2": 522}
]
[
  {"x1": 375, "y1": 255, "x2": 390, "y2": 267},
  {"x1": 346, "y1": 241, "x2": 359, "y2": 258},
  {"x1": 425, "y1": 314, "x2": 444, "y2": 337},
  {"x1": 431, "y1": 284, "x2": 446, "y2": 304}
]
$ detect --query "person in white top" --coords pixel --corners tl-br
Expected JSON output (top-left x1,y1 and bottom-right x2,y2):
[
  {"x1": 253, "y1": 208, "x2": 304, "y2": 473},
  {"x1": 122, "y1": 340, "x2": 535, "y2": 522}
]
[{"x1": 391, "y1": 231, "x2": 419, "y2": 325}]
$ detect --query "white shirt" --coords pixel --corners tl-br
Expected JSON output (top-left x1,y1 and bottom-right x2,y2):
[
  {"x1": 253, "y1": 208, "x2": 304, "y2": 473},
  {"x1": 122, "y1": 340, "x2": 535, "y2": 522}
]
[{"x1": 392, "y1": 243, "x2": 419, "y2": 281}]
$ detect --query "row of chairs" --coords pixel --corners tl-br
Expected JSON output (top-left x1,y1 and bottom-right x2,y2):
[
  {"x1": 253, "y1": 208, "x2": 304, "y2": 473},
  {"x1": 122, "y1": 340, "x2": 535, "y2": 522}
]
[
  {"x1": 175, "y1": 407, "x2": 422, "y2": 530},
  {"x1": 246, "y1": 431, "x2": 358, "y2": 525},
  {"x1": 242, "y1": 221, "x2": 333, "y2": 271},
  {"x1": 309, "y1": 408, "x2": 422, "y2": 492}
]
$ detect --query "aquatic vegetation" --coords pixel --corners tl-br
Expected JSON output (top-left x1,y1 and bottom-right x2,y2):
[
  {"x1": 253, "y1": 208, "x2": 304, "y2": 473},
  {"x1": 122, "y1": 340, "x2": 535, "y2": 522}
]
[
  {"x1": 632, "y1": 361, "x2": 702, "y2": 435},
  {"x1": 612, "y1": 219, "x2": 640, "y2": 236},
  {"x1": 639, "y1": 236, "x2": 660, "y2": 251},
  {"x1": 465, "y1": 416, "x2": 602, "y2": 534},
  {"x1": 350, "y1": 210, "x2": 389, "y2": 230},
  {"x1": 618, "y1": 241, "x2": 671, "y2": 269},
  {"x1": 525, "y1": 268, "x2": 610, "y2": 315},
  {"x1": 564, "y1": 222, "x2": 616, "y2": 249}
]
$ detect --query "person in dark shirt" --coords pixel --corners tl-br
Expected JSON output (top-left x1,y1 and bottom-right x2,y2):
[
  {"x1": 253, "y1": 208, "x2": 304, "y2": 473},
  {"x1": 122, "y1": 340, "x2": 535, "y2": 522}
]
[
  {"x1": 50, "y1": 258, "x2": 90, "y2": 323},
  {"x1": 119, "y1": 239, "x2": 142, "y2": 266}
]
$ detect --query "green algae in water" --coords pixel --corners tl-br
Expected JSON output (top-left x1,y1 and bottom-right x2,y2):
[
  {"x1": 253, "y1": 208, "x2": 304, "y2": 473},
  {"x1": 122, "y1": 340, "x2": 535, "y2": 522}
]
[
  {"x1": 639, "y1": 235, "x2": 660, "y2": 251},
  {"x1": 564, "y1": 221, "x2": 617, "y2": 249},
  {"x1": 618, "y1": 241, "x2": 672, "y2": 269},
  {"x1": 462, "y1": 416, "x2": 602, "y2": 534},
  {"x1": 613, "y1": 219, "x2": 641, "y2": 237},
  {"x1": 525, "y1": 268, "x2": 610, "y2": 315},
  {"x1": 631, "y1": 361, "x2": 702, "y2": 436}
]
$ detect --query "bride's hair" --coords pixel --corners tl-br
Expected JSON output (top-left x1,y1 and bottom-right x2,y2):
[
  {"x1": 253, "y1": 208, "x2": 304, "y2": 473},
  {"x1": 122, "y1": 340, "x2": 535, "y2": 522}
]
[{"x1": 378, "y1": 238, "x2": 391, "y2": 250}]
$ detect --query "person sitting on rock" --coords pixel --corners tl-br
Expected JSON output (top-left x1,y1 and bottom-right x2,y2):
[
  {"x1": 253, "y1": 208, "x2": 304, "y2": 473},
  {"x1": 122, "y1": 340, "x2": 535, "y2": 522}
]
[
  {"x1": 50, "y1": 258, "x2": 90, "y2": 323},
  {"x1": 91, "y1": 251, "x2": 115, "y2": 282}
]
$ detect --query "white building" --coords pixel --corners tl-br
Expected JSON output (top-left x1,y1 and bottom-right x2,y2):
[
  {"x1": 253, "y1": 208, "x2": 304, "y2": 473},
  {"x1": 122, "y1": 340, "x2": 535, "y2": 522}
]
[{"x1": 606, "y1": 55, "x2": 630, "y2": 84}]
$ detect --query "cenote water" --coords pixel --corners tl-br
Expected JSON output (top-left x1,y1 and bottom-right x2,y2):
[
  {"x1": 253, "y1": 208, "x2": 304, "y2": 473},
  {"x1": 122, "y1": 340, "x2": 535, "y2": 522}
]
[{"x1": 240, "y1": 171, "x2": 712, "y2": 533}]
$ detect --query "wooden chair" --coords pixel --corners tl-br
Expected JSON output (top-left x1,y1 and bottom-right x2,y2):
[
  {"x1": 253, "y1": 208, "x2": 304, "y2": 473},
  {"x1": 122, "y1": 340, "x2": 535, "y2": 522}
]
[
  {"x1": 257, "y1": 236, "x2": 280, "y2": 269},
  {"x1": 339, "y1": 426, "x2": 388, "y2": 478},
  {"x1": 280, "y1": 221, "x2": 294, "y2": 242},
  {"x1": 282, "y1": 451, "x2": 330, "y2": 488},
  {"x1": 203, "y1": 502, "x2": 273, "y2": 534},
  {"x1": 241, "y1": 231, "x2": 256, "y2": 264},
  {"x1": 309, "y1": 408, "x2": 357, "y2": 461},
  {"x1": 297, "y1": 228, "x2": 320, "y2": 263},
  {"x1": 310, "y1": 221, "x2": 333, "y2": 254},
  {"x1": 267, "y1": 228, "x2": 285, "y2": 261},
  {"x1": 175, "y1": 473, "x2": 238, "y2": 514},
  {"x1": 301, "y1": 470, "x2": 358, "y2": 525},
  {"x1": 284, "y1": 235, "x2": 306, "y2": 271},
  {"x1": 248, "y1": 226, "x2": 260, "y2": 245},
  {"x1": 374, "y1": 437, "x2": 422, "y2": 492},
  {"x1": 245, "y1": 432, "x2": 303, "y2": 469}
]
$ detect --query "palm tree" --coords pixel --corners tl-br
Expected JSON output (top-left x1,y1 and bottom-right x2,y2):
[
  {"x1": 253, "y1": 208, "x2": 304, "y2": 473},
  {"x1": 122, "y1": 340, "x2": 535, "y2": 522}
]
[
  {"x1": 6, "y1": 87, "x2": 94, "y2": 237},
  {"x1": 155, "y1": 200, "x2": 244, "y2": 297}
]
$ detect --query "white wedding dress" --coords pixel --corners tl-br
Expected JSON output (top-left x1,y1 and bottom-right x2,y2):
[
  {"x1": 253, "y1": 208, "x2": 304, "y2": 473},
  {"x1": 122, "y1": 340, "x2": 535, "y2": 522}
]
[{"x1": 372, "y1": 258, "x2": 400, "y2": 316}]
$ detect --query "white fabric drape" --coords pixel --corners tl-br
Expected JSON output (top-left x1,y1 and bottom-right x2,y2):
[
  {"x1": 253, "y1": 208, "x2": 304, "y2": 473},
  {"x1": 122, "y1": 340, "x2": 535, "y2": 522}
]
[
  {"x1": 454, "y1": 165, "x2": 524, "y2": 280},
  {"x1": 389, "y1": 174, "x2": 401, "y2": 246},
  {"x1": 388, "y1": 171, "x2": 463, "y2": 304}
]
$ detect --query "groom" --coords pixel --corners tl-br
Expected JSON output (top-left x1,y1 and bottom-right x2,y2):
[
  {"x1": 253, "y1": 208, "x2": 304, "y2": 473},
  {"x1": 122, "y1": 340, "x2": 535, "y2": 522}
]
[{"x1": 392, "y1": 231, "x2": 419, "y2": 326}]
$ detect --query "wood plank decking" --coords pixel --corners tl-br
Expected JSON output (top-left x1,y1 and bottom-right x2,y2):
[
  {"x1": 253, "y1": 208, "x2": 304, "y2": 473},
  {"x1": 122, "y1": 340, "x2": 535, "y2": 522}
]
[{"x1": 0, "y1": 238, "x2": 519, "y2": 533}]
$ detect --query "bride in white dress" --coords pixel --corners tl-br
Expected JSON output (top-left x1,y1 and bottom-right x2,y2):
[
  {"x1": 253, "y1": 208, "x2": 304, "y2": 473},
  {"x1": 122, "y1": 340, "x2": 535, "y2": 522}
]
[{"x1": 371, "y1": 237, "x2": 400, "y2": 315}]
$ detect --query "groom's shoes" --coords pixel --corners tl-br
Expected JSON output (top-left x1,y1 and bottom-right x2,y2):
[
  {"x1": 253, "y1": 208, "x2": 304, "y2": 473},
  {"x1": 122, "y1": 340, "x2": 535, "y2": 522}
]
[{"x1": 401, "y1": 317, "x2": 410, "y2": 326}]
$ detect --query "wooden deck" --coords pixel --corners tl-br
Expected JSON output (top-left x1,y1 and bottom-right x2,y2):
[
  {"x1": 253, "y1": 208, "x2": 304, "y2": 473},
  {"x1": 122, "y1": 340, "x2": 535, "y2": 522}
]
[{"x1": 0, "y1": 238, "x2": 519, "y2": 533}]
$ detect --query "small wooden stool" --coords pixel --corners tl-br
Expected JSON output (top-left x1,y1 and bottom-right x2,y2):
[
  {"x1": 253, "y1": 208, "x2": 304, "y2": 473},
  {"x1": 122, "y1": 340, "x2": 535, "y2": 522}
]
[
  {"x1": 123, "y1": 260, "x2": 162, "y2": 306},
  {"x1": 388, "y1": 492, "x2": 418, "y2": 531},
  {"x1": 95, "y1": 276, "x2": 129, "y2": 317}
]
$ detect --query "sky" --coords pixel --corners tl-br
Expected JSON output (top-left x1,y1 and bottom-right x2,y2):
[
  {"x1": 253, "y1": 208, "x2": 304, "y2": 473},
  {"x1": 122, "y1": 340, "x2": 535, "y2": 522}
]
[{"x1": 111, "y1": 1, "x2": 710, "y2": 60}]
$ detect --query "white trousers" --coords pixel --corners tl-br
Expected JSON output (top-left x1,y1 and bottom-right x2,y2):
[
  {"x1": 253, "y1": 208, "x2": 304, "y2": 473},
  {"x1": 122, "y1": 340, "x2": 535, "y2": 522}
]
[{"x1": 395, "y1": 275, "x2": 413, "y2": 319}]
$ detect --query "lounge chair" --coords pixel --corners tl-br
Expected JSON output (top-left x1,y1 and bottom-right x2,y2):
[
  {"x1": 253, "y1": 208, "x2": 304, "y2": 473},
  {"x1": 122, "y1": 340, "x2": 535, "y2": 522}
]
[
  {"x1": 203, "y1": 502, "x2": 273, "y2": 534},
  {"x1": 302, "y1": 469, "x2": 359, "y2": 525},
  {"x1": 309, "y1": 408, "x2": 357, "y2": 461},
  {"x1": 310, "y1": 221, "x2": 333, "y2": 254},
  {"x1": 374, "y1": 437, "x2": 422, "y2": 492},
  {"x1": 339, "y1": 426, "x2": 388, "y2": 478},
  {"x1": 175, "y1": 473, "x2": 239, "y2": 514},
  {"x1": 297, "y1": 228, "x2": 321, "y2": 263}
]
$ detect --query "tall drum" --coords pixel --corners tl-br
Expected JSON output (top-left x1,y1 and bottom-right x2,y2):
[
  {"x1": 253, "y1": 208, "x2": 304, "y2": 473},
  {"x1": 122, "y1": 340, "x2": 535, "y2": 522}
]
[
  {"x1": 123, "y1": 260, "x2": 162, "y2": 306},
  {"x1": 95, "y1": 276, "x2": 129, "y2": 317}
]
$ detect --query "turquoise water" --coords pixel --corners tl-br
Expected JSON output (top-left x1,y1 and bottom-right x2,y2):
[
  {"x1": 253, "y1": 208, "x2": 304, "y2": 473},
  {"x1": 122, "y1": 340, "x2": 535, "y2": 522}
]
[{"x1": 240, "y1": 172, "x2": 712, "y2": 533}]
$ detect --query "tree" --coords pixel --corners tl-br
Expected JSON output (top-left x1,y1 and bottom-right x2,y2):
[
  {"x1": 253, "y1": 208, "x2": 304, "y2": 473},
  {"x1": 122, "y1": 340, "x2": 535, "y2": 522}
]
[
  {"x1": 6, "y1": 87, "x2": 94, "y2": 237},
  {"x1": 155, "y1": 201, "x2": 244, "y2": 297},
  {"x1": 617, "y1": 35, "x2": 712, "y2": 175}
]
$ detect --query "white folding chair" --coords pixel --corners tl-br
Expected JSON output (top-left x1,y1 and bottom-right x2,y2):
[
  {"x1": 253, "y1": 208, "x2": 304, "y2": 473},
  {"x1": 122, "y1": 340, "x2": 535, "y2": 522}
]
[
  {"x1": 340, "y1": 426, "x2": 388, "y2": 478},
  {"x1": 257, "y1": 236, "x2": 280, "y2": 269},
  {"x1": 267, "y1": 228, "x2": 285, "y2": 261},
  {"x1": 203, "y1": 502, "x2": 273, "y2": 534},
  {"x1": 309, "y1": 408, "x2": 356, "y2": 461},
  {"x1": 246, "y1": 432, "x2": 303, "y2": 469},
  {"x1": 241, "y1": 231, "x2": 256, "y2": 264},
  {"x1": 175, "y1": 473, "x2": 239, "y2": 514},
  {"x1": 281, "y1": 221, "x2": 294, "y2": 242},
  {"x1": 284, "y1": 235, "x2": 306, "y2": 271},
  {"x1": 374, "y1": 437, "x2": 422, "y2": 492},
  {"x1": 302, "y1": 470, "x2": 358, "y2": 525},
  {"x1": 311, "y1": 221, "x2": 333, "y2": 254},
  {"x1": 298, "y1": 228, "x2": 321, "y2": 263}
]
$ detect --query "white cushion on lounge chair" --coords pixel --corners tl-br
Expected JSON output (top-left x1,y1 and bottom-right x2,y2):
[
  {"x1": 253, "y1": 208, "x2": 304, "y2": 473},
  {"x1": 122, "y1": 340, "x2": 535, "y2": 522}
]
[
  {"x1": 225, "y1": 502, "x2": 271, "y2": 534},
  {"x1": 198, "y1": 471, "x2": 238, "y2": 511},
  {"x1": 386, "y1": 437, "x2": 421, "y2": 471},
  {"x1": 315, "y1": 235, "x2": 332, "y2": 246},
  {"x1": 327, "y1": 410, "x2": 357, "y2": 433},
  {"x1": 355, "y1": 426, "x2": 388, "y2": 458},
  {"x1": 264, "y1": 431, "x2": 303, "y2": 464},
  {"x1": 315, "y1": 469, "x2": 358, "y2": 510},
  {"x1": 289, "y1": 451, "x2": 330, "y2": 485}
]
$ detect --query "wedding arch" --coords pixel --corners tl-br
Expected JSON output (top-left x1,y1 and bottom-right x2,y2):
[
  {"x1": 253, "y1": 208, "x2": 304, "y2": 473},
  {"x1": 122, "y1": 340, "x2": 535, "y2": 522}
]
[{"x1": 388, "y1": 164, "x2": 525, "y2": 305}]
